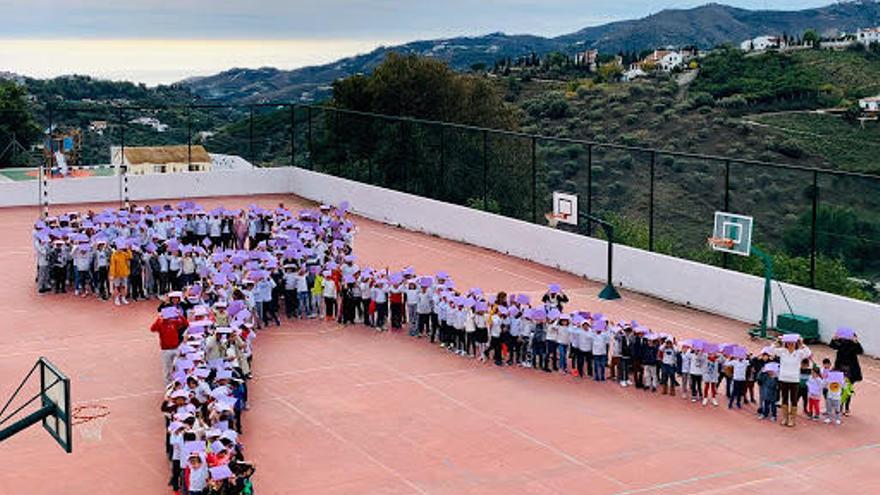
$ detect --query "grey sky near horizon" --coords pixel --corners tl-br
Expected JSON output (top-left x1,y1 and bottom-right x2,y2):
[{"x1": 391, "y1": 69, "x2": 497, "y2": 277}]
[{"x1": 1, "y1": 0, "x2": 832, "y2": 40}]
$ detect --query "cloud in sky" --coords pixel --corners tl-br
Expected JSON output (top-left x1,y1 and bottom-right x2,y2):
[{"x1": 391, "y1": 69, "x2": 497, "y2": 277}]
[{"x1": 0, "y1": 0, "x2": 833, "y2": 40}]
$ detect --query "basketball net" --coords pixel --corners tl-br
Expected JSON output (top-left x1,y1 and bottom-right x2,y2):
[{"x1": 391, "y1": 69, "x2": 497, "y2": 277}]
[
  {"x1": 72, "y1": 404, "x2": 110, "y2": 442},
  {"x1": 545, "y1": 212, "x2": 570, "y2": 228},
  {"x1": 707, "y1": 236, "x2": 735, "y2": 249}
]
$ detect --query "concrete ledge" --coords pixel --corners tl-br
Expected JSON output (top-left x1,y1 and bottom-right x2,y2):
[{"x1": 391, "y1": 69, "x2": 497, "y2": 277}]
[
  {"x1": 289, "y1": 167, "x2": 880, "y2": 357},
  {"x1": 0, "y1": 168, "x2": 296, "y2": 206}
]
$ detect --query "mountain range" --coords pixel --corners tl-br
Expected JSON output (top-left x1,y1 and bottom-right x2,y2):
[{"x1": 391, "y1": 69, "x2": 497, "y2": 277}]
[{"x1": 184, "y1": 2, "x2": 880, "y2": 104}]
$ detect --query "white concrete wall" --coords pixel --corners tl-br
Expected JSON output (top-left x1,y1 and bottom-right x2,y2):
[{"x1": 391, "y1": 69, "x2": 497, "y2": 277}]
[
  {"x1": 0, "y1": 168, "x2": 295, "y2": 207},
  {"x1": 2, "y1": 166, "x2": 877, "y2": 355},
  {"x1": 289, "y1": 168, "x2": 880, "y2": 357}
]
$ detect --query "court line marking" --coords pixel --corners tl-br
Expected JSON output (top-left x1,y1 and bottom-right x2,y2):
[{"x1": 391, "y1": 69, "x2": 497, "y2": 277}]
[
  {"x1": 364, "y1": 230, "x2": 560, "y2": 285},
  {"x1": 377, "y1": 362, "x2": 627, "y2": 488},
  {"x1": 685, "y1": 478, "x2": 775, "y2": 495},
  {"x1": 610, "y1": 442, "x2": 880, "y2": 495},
  {"x1": 274, "y1": 395, "x2": 429, "y2": 495},
  {"x1": 0, "y1": 336, "x2": 154, "y2": 359},
  {"x1": 354, "y1": 369, "x2": 471, "y2": 388}
]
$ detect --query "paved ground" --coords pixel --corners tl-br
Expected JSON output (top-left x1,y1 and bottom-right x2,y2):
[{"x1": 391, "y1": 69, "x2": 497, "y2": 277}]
[{"x1": 0, "y1": 193, "x2": 877, "y2": 495}]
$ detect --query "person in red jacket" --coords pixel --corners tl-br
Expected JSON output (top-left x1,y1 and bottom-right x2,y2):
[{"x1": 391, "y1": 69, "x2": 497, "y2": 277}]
[{"x1": 151, "y1": 306, "x2": 189, "y2": 384}]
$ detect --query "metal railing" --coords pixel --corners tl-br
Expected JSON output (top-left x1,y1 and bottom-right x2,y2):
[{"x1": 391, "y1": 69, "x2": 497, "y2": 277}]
[{"x1": 4, "y1": 102, "x2": 880, "y2": 297}]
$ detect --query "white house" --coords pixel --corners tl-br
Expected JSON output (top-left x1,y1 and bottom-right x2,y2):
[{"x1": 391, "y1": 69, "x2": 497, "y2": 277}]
[
  {"x1": 640, "y1": 50, "x2": 683, "y2": 72},
  {"x1": 622, "y1": 67, "x2": 647, "y2": 82},
  {"x1": 856, "y1": 27, "x2": 880, "y2": 46},
  {"x1": 859, "y1": 96, "x2": 880, "y2": 113},
  {"x1": 129, "y1": 116, "x2": 169, "y2": 133},
  {"x1": 740, "y1": 35, "x2": 786, "y2": 52},
  {"x1": 88, "y1": 120, "x2": 108, "y2": 135}
]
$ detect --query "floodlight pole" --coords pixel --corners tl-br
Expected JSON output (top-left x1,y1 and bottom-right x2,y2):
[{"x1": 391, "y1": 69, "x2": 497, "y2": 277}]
[{"x1": 578, "y1": 212, "x2": 621, "y2": 300}]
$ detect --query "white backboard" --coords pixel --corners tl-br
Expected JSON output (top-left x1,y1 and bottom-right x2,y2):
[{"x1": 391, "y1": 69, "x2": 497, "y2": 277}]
[{"x1": 552, "y1": 192, "x2": 578, "y2": 226}]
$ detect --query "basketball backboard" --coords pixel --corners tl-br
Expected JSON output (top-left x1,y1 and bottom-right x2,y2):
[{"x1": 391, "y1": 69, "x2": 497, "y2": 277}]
[
  {"x1": 40, "y1": 358, "x2": 72, "y2": 452},
  {"x1": 552, "y1": 192, "x2": 578, "y2": 226},
  {"x1": 0, "y1": 358, "x2": 71, "y2": 453},
  {"x1": 711, "y1": 212, "x2": 753, "y2": 257}
]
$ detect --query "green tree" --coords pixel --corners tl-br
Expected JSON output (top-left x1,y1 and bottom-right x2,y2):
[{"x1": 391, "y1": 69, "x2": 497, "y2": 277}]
[
  {"x1": 596, "y1": 63, "x2": 623, "y2": 83},
  {"x1": 0, "y1": 81, "x2": 41, "y2": 166},
  {"x1": 803, "y1": 29, "x2": 820, "y2": 48}
]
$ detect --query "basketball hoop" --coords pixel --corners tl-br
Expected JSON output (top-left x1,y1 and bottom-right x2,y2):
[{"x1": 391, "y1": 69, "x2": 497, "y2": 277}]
[
  {"x1": 72, "y1": 404, "x2": 110, "y2": 442},
  {"x1": 707, "y1": 236, "x2": 735, "y2": 249},
  {"x1": 545, "y1": 212, "x2": 570, "y2": 228}
]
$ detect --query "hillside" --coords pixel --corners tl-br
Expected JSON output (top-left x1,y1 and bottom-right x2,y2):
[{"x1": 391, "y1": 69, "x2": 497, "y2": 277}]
[
  {"x1": 183, "y1": 1, "x2": 880, "y2": 104},
  {"x1": 556, "y1": 2, "x2": 880, "y2": 52}
]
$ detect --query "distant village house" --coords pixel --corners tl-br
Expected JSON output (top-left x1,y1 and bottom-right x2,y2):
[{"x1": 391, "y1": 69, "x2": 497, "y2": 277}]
[
  {"x1": 637, "y1": 50, "x2": 684, "y2": 72},
  {"x1": 88, "y1": 120, "x2": 108, "y2": 135},
  {"x1": 574, "y1": 49, "x2": 599, "y2": 71},
  {"x1": 856, "y1": 27, "x2": 880, "y2": 46},
  {"x1": 740, "y1": 35, "x2": 787, "y2": 52},
  {"x1": 859, "y1": 96, "x2": 880, "y2": 114},
  {"x1": 129, "y1": 116, "x2": 169, "y2": 133},
  {"x1": 111, "y1": 145, "x2": 212, "y2": 175}
]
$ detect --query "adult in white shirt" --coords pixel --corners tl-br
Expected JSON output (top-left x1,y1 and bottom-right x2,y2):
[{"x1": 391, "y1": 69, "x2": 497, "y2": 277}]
[
  {"x1": 770, "y1": 335, "x2": 811, "y2": 427},
  {"x1": 591, "y1": 325, "x2": 609, "y2": 382}
]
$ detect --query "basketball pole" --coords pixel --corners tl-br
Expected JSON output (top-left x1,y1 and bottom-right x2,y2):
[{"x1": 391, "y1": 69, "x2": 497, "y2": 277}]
[
  {"x1": 749, "y1": 245, "x2": 773, "y2": 339},
  {"x1": 0, "y1": 404, "x2": 55, "y2": 444},
  {"x1": 579, "y1": 212, "x2": 621, "y2": 301}
]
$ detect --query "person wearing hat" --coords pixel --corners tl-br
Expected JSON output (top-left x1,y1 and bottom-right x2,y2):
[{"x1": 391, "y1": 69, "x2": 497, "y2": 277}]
[
  {"x1": 108, "y1": 239, "x2": 132, "y2": 305},
  {"x1": 371, "y1": 280, "x2": 388, "y2": 330},
  {"x1": 829, "y1": 328, "x2": 864, "y2": 386},
  {"x1": 340, "y1": 274, "x2": 357, "y2": 325},
  {"x1": 151, "y1": 306, "x2": 189, "y2": 384},
  {"x1": 542, "y1": 283, "x2": 569, "y2": 311},
  {"x1": 128, "y1": 244, "x2": 145, "y2": 301},
  {"x1": 405, "y1": 279, "x2": 419, "y2": 336},
  {"x1": 659, "y1": 338, "x2": 677, "y2": 396},
  {"x1": 48, "y1": 239, "x2": 69, "y2": 294},
  {"x1": 92, "y1": 238, "x2": 111, "y2": 299},
  {"x1": 641, "y1": 334, "x2": 660, "y2": 393},
  {"x1": 71, "y1": 241, "x2": 93, "y2": 297},
  {"x1": 416, "y1": 281, "x2": 433, "y2": 339},
  {"x1": 757, "y1": 361, "x2": 780, "y2": 421},
  {"x1": 186, "y1": 451, "x2": 209, "y2": 495},
  {"x1": 321, "y1": 269, "x2": 338, "y2": 321},
  {"x1": 388, "y1": 276, "x2": 405, "y2": 330},
  {"x1": 770, "y1": 335, "x2": 812, "y2": 427}
]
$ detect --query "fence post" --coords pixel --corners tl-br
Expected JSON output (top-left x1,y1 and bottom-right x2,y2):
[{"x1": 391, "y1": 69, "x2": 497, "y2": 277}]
[
  {"x1": 248, "y1": 106, "x2": 255, "y2": 166},
  {"x1": 586, "y1": 144, "x2": 593, "y2": 236},
  {"x1": 289, "y1": 104, "x2": 296, "y2": 167},
  {"x1": 335, "y1": 109, "x2": 341, "y2": 176},
  {"x1": 482, "y1": 129, "x2": 488, "y2": 211},
  {"x1": 307, "y1": 106, "x2": 313, "y2": 170},
  {"x1": 186, "y1": 105, "x2": 192, "y2": 169},
  {"x1": 810, "y1": 170, "x2": 819, "y2": 289},
  {"x1": 399, "y1": 120, "x2": 407, "y2": 191},
  {"x1": 42, "y1": 107, "x2": 52, "y2": 217},
  {"x1": 648, "y1": 151, "x2": 655, "y2": 252},
  {"x1": 438, "y1": 124, "x2": 445, "y2": 200},
  {"x1": 118, "y1": 108, "x2": 127, "y2": 208},
  {"x1": 723, "y1": 159, "x2": 731, "y2": 269},
  {"x1": 531, "y1": 136, "x2": 537, "y2": 223}
]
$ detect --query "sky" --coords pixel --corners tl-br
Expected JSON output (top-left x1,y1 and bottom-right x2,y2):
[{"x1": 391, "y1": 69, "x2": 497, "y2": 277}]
[
  {"x1": 0, "y1": 0, "x2": 832, "y2": 84},
  {"x1": 0, "y1": 0, "x2": 832, "y2": 39}
]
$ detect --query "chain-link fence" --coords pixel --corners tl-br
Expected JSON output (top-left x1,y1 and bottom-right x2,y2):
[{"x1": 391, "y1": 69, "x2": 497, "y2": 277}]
[{"x1": 3, "y1": 103, "x2": 879, "y2": 300}]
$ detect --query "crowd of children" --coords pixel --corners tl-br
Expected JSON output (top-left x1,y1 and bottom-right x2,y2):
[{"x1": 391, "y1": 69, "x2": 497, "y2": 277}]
[
  {"x1": 329, "y1": 276, "x2": 857, "y2": 427},
  {"x1": 35, "y1": 201, "x2": 356, "y2": 494},
  {"x1": 33, "y1": 199, "x2": 865, "y2": 494}
]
